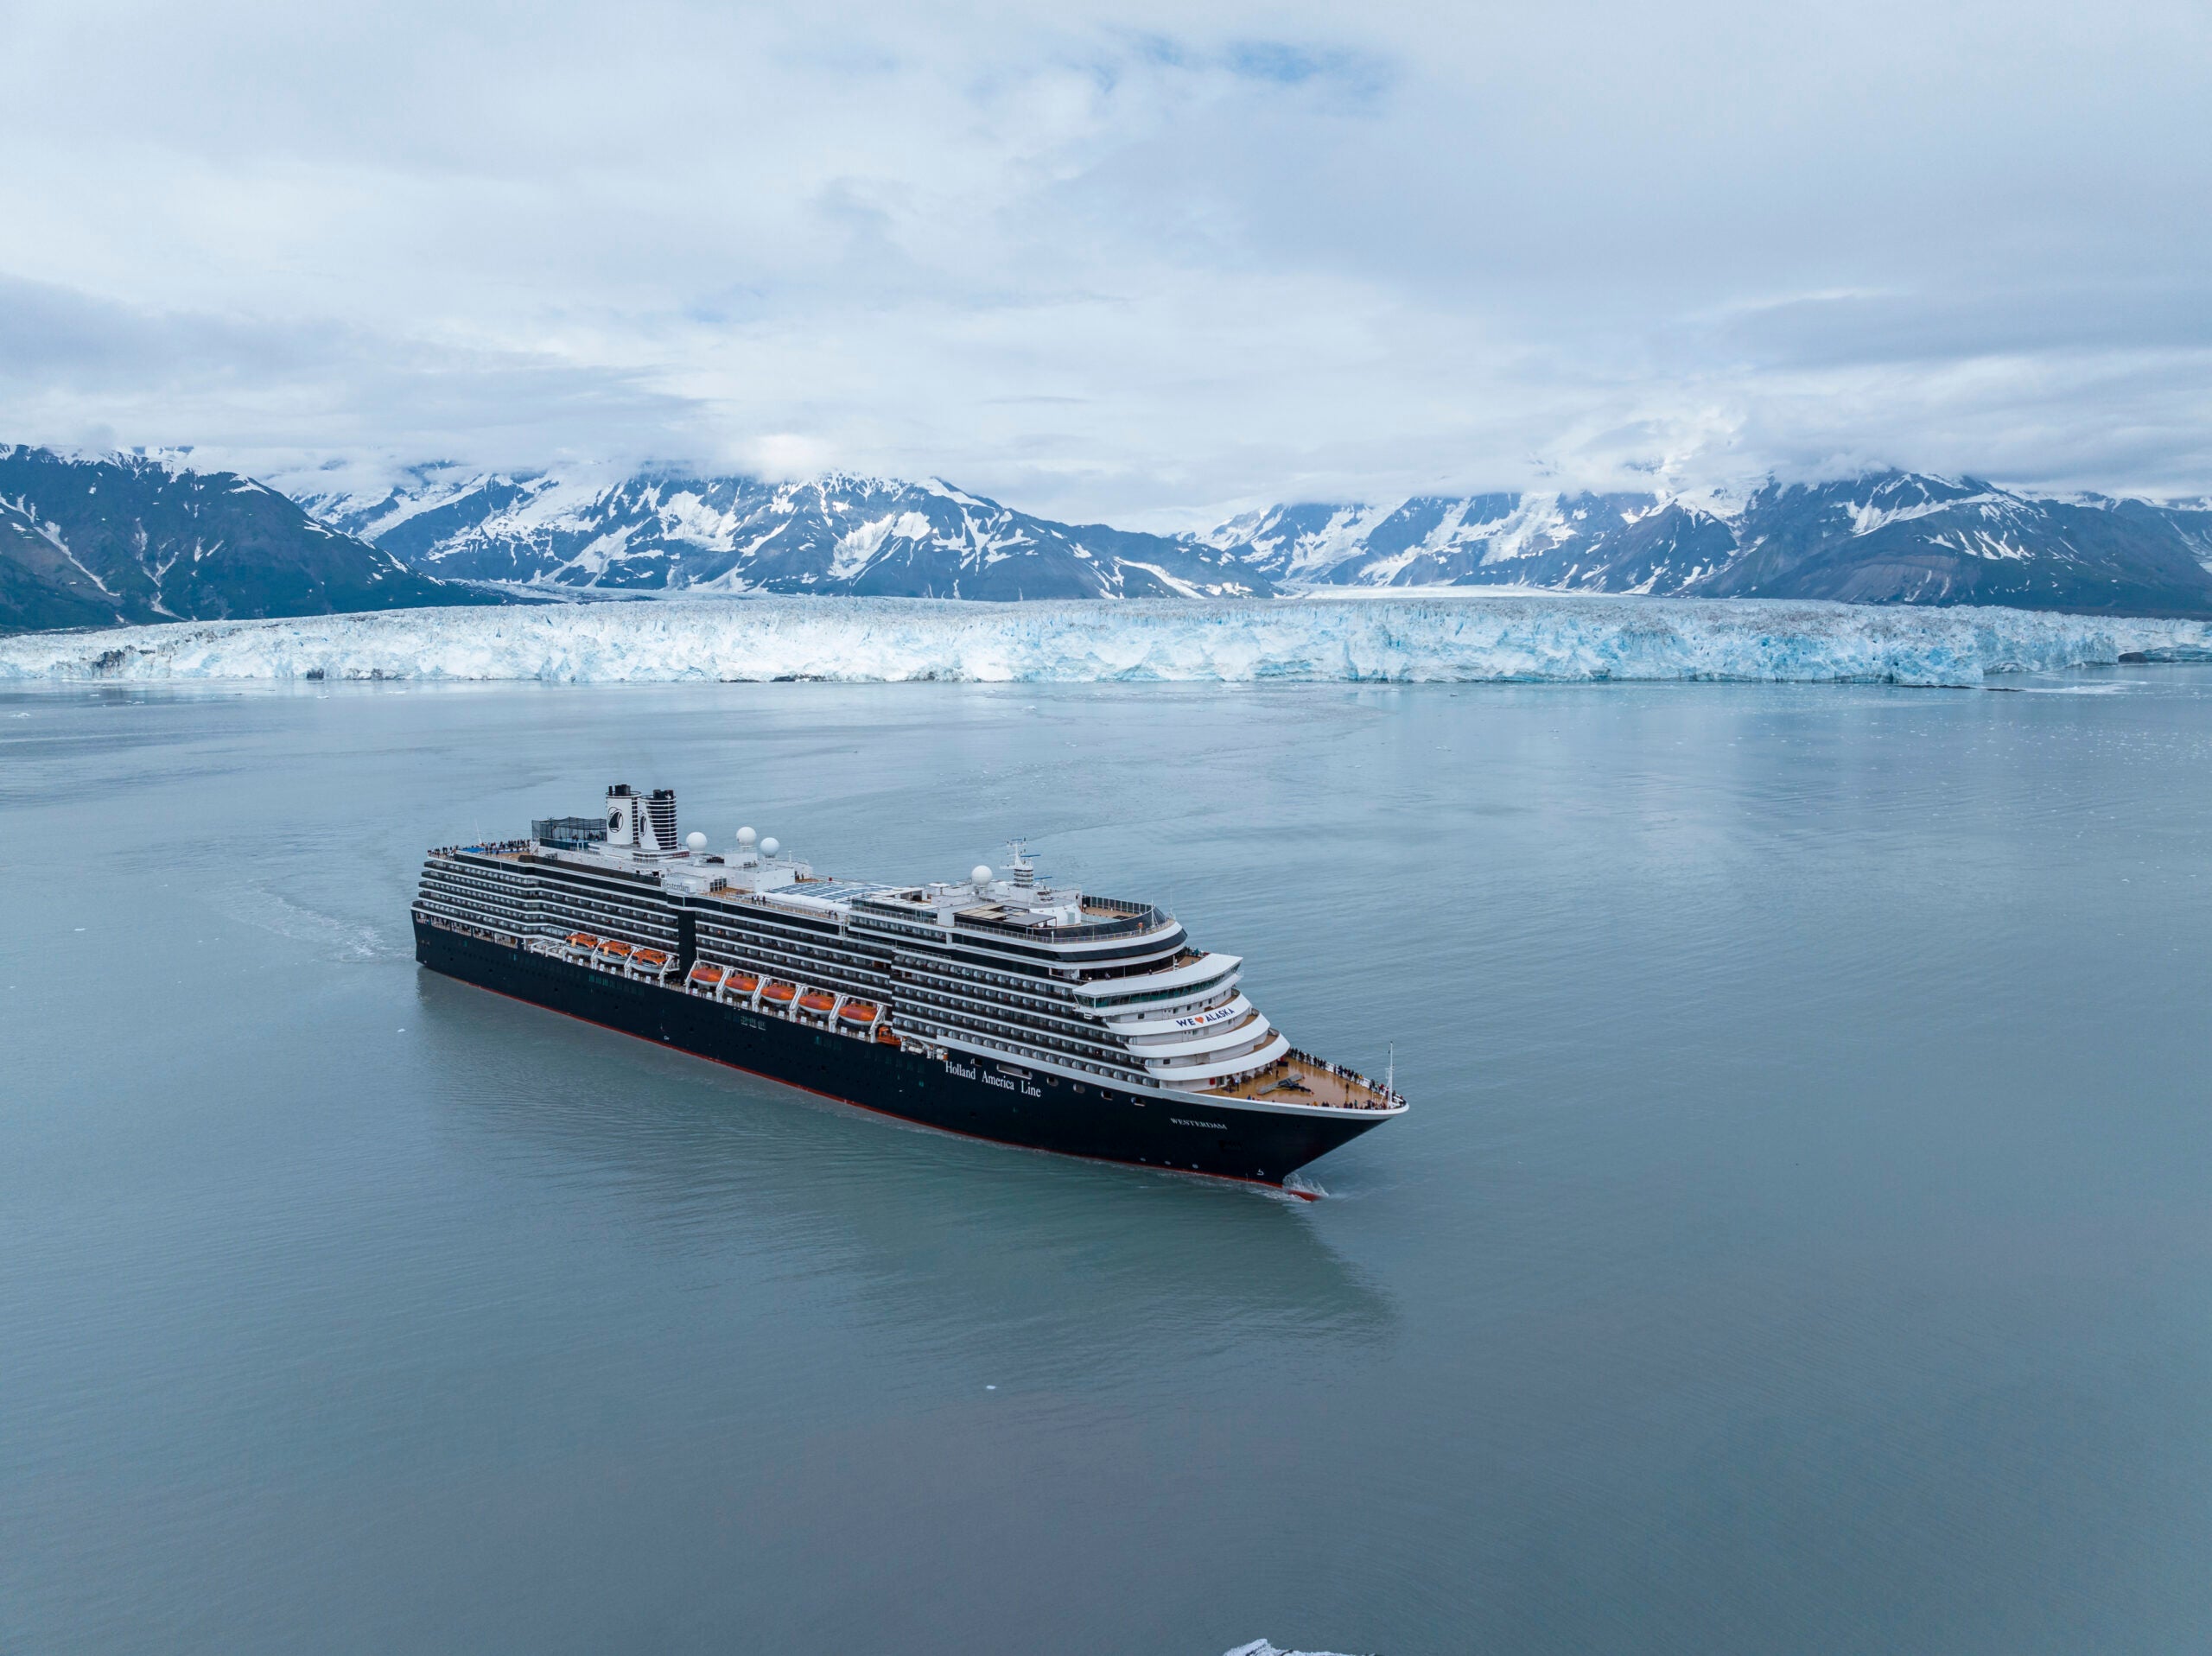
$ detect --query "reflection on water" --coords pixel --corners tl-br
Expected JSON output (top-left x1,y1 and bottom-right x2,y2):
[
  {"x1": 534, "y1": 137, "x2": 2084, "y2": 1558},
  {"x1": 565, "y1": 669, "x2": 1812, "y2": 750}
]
[{"x1": 422, "y1": 969, "x2": 1395, "y2": 1372}]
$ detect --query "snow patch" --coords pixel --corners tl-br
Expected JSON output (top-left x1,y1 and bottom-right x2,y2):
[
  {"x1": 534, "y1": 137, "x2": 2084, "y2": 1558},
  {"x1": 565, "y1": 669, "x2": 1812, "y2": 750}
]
[
  {"x1": 1116, "y1": 560, "x2": 1206, "y2": 599},
  {"x1": 830, "y1": 511, "x2": 936, "y2": 581},
  {"x1": 1844, "y1": 492, "x2": 2003, "y2": 536}
]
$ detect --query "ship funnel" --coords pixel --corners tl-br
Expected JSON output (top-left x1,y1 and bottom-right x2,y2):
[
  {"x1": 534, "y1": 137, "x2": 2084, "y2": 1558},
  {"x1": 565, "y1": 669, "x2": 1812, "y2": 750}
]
[
  {"x1": 606, "y1": 784, "x2": 639, "y2": 848},
  {"x1": 606, "y1": 784, "x2": 681, "y2": 856}
]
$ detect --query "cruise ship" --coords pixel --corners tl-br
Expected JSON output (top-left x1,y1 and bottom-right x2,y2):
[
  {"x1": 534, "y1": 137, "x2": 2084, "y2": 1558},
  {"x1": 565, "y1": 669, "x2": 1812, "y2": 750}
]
[{"x1": 411, "y1": 784, "x2": 1406, "y2": 1187}]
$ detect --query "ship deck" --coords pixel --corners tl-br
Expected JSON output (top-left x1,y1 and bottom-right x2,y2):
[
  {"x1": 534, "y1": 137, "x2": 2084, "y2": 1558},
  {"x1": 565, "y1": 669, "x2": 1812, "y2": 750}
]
[{"x1": 1208, "y1": 1052, "x2": 1400, "y2": 1113}]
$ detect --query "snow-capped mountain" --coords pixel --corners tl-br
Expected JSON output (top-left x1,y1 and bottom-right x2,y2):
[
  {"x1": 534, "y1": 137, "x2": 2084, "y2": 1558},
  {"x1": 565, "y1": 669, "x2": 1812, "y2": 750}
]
[
  {"x1": 13, "y1": 446, "x2": 2212, "y2": 634},
  {"x1": 1207, "y1": 473, "x2": 2212, "y2": 617},
  {"x1": 1699, "y1": 475, "x2": 2212, "y2": 612},
  {"x1": 299, "y1": 468, "x2": 1270, "y2": 601},
  {"x1": 1208, "y1": 492, "x2": 1741, "y2": 593},
  {"x1": 0, "y1": 446, "x2": 492, "y2": 632}
]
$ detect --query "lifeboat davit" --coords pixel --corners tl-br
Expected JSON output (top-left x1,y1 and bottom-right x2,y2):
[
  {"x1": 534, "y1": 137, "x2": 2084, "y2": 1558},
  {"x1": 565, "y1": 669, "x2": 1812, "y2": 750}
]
[
  {"x1": 798, "y1": 991, "x2": 836, "y2": 1014},
  {"x1": 839, "y1": 1000, "x2": 877, "y2": 1025},
  {"x1": 761, "y1": 981, "x2": 796, "y2": 1003}
]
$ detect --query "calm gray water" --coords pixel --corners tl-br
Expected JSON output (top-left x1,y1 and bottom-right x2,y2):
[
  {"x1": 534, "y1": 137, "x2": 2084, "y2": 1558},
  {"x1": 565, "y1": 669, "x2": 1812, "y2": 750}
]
[{"x1": 5, "y1": 675, "x2": 2211, "y2": 1654}]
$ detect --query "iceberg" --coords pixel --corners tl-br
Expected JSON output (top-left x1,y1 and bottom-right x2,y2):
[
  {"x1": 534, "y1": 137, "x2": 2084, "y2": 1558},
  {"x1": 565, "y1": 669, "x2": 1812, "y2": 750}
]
[{"x1": 5, "y1": 594, "x2": 2211, "y2": 687}]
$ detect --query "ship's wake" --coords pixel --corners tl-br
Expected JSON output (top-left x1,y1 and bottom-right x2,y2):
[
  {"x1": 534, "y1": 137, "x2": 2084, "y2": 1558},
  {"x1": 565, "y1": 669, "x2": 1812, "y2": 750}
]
[{"x1": 219, "y1": 884, "x2": 392, "y2": 962}]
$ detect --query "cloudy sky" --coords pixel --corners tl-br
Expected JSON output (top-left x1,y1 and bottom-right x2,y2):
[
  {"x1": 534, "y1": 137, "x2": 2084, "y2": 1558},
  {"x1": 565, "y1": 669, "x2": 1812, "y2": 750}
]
[{"x1": 0, "y1": 1, "x2": 2206, "y2": 524}]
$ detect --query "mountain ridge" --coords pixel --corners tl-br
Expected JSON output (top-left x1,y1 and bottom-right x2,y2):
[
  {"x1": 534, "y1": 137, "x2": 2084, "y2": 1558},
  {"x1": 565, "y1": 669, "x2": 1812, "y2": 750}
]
[
  {"x1": 1205, "y1": 473, "x2": 2212, "y2": 617},
  {"x1": 300, "y1": 461, "x2": 2212, "y2": 618},
  {"x1": 299, "y1": 466, "x2": 1269, "y2": 602},
  {"x1": 0, "y1": 445, "x2": 498, "y2": 632},
  {"x1": 9, "y1": 442, "x2": 2212, "y2": 631}
]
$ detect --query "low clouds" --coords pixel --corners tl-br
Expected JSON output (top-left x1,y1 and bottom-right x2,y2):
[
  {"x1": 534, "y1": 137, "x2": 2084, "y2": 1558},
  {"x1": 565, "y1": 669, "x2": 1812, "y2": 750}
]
[{"x1": 1, "y1": 0, "x2": 2205, "y2": 523}]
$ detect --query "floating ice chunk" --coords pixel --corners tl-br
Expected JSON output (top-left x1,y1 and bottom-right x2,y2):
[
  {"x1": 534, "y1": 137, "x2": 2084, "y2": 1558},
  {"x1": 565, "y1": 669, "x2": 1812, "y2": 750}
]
[{"x1": 4, "y1": 593, "x2": 2211, "y2": 688}]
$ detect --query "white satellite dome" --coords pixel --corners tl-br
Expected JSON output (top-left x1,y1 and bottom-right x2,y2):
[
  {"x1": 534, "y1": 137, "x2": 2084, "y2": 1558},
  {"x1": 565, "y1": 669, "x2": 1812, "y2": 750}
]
[
  {"x1": 685, "y1": 831, "x2": 707, "y2": 853},
  {"x1": 760, "y1": 837, "x2": 781, "y2": 858},
  {"x1": 736, "y1": 826, "x2": 756, "y2": 847},
  {"x1": 971, "y1": 864, "x2": 994, "y2": 885}
]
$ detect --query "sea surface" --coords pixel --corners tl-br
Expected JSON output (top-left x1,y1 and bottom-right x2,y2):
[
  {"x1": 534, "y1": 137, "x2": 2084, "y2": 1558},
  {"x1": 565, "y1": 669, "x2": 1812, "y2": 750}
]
[{"x1": 4, "y1": 673, "x2": 2210, "y2": 1654}]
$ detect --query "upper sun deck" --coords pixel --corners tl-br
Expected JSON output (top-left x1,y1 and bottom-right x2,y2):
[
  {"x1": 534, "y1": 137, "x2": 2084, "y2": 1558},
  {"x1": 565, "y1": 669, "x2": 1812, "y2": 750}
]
[
  {"x1": 853, "y1": 887, "x2": 1170, "y2": 944},
  {"x1": 438, "y1": 837, "x2": 1176, "y2": 949}
]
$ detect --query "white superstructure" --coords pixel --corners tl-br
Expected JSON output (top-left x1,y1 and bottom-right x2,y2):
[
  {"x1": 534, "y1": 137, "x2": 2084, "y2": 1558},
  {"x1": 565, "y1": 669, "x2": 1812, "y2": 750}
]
[{"x1": 413, "y1": 785, "x2": 1390, "y2": 1105}]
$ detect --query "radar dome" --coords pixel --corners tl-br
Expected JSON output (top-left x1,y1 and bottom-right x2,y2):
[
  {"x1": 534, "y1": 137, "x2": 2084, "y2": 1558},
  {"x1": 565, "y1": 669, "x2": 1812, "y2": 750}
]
[
  {"x1": 736, "y1": 827, "x2": 756, "y2": 847},
  {"x1": 760, "y1": 837, "x2": 781, "y2": 858},
  {"x1": 971, "y1": 865, "x2": 994, "y2": 885},
  {"x1": 685, "y1": 831, "x2": 707, "y2": 853}
]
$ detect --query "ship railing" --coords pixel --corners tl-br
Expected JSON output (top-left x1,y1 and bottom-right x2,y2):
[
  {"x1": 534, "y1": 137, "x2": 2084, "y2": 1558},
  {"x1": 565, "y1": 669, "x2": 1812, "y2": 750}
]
[
  {"x1": 1281, "y1": 1047, "x2": 1406, "y2": 1111},
  {"x1": 734, "y1": 891, "x2": 847, "y2": 925},
  {"x1": 955, "y1": 901, "x2": 1168, "y2": 943},
  {"x1": 431, "y1": 839, "x2": 536, "y2": 859}
]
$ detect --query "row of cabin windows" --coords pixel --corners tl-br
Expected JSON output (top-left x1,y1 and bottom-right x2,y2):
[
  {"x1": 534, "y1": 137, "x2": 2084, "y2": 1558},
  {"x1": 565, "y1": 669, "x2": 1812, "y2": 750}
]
[
  {"x1": 423, "y1": 868, "x2": 531, "y2": 898},
  {"x1": 899, "y1": 994, "x2": 1127, "y2": 1066},
  {"x1": 897, "y1": 984, "x2": 1127, "y2": 1051},
  {"x1": 937, "y1": 1031, "x2": 1143, "y2": 1081},
  {"x1": 418, "y1": 894, "x2": 527, "y2": 931},
  {"x1": 423, "y1": 870, "x2": 537, "y2": 905},
  {"x1": 416, "y1": 898, "x2": 521, "y2": 937},
  {"x1": 416, "y1": 877, "x2": 535, "y2": 920},
  {"x1": 439, "y1": 858, "x2": 531, "y2": 885},
  {"x1": 696, "y1": 936, "x2": 893, "y2": 992},
  {"x1": 903, "y1": 1007, "x2": 1115, "y2": 1065},
  {"x1": 901, "y1": 956, "x2": 1234, "y2": 1025},
  {"x1": 698, "y1": 915, "x2": 889, "y2": 955},
  {"x1": 897, "y1": 960, "x2": 1086, "y2": 1018},
  {"x1": 893, "y1": 949, "x2": 1226, "y2": 1016},
  {"x1": 1088, "y1": 975, "x2": 1236, "y2": 1011},
  {"x1": 901, "y1": 980, "x2": 1241, "y2": 1063},
  {"x1": 537, "y1": 890, "x2": 675, "y2": 932},
  {"x1": 696, "y1": 927, "x2": 892, "y2": 978}
]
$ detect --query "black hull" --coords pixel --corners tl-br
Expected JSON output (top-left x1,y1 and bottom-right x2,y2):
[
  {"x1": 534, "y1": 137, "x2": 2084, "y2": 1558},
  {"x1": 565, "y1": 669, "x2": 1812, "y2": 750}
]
[{"x1": 415, "y1": 921, "x2": 1388, "y2": 1185}]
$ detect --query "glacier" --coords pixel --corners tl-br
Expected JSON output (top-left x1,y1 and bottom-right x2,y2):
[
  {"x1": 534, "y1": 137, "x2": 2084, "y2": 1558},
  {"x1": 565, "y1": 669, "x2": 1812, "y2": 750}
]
[{"x1": 5, "y1": 593, "x2": 2212, "y2": 687}]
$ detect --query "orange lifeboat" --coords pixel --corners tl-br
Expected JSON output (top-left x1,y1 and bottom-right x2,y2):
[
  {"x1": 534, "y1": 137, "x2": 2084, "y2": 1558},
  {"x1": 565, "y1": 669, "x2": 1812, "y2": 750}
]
[
  {"x1": 875, "y1": 1025, "x2": 900, "y2": 1044},
  {"x1": 727, "y1": 974, "x2": 760, "y2": 996},
  {"x1": 634, "y1": 948, "x2": 668, "y2": 968},
  {"x1": 839, "y1": 1000, "x2": 877, "y2": 1025},
  {"x1": 568, "y1": 932, "x2": 599, "y2": 949},
  {"x1": 761, "y1": 981, "x2": 796, "y2": 1004},
  {"x1": 690, "y1": 964, "x2": 725, "y2": 986},
  {"x1": 602, "y1": 941, "x2": 633, "y2": 958},
  {"x1": 798, "y1": 991, "x2": 836, "y2": 1015}
]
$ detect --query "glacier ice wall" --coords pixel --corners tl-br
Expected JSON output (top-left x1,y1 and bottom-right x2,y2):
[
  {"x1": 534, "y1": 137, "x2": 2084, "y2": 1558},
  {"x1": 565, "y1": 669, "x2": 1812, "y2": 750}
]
[{"x1": 5, "y1": 594, "x2": 2211, "y2": 687}]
